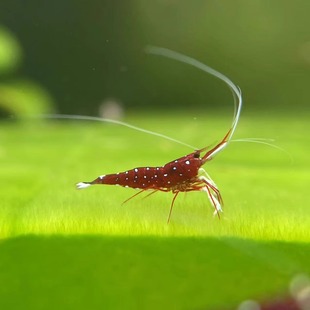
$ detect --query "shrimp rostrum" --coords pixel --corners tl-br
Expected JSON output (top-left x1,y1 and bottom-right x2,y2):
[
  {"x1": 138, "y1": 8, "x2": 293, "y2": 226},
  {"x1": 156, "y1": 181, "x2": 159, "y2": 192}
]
[{"x1": 77, "y1": 47, "x2": 242, "y2": 223}]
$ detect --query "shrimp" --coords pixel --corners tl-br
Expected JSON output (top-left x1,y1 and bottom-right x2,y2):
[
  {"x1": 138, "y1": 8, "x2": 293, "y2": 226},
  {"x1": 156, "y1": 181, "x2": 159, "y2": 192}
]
[{"x1": 76, "y1": 47, "x2": 243, "y2": 223}]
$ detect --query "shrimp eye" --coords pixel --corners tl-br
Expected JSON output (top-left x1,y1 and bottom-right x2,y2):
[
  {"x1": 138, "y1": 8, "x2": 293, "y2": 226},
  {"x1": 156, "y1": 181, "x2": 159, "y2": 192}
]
[{"x1": 194, "y1": 152, "x2": 200, "y2": 158}]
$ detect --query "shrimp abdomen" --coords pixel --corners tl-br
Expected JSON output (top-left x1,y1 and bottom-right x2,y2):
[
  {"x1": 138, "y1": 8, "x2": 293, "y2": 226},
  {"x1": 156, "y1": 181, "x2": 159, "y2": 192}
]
[{"x1": 77, "y1": 166, "x2": 166, "y2": 190}]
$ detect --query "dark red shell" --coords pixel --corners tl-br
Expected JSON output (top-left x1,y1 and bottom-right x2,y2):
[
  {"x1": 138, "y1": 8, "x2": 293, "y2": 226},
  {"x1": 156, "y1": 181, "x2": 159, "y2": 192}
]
[{"x1": 90, "y1": 150, "x2": 203, "y2": 192}]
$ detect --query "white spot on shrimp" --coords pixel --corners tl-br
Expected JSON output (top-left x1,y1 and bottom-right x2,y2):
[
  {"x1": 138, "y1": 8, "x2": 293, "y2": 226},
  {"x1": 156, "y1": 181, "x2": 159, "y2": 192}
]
[
  {"x1": 146, "y1": 167, "x2": 150, "y2": 170},
  {"x1": 154, "y1": 175, "x2": 158, "y2": 178},
  {"x1": 167, "y1": 181, "x2": 171, "y2": 184},
  {"x1": 134, "y1": 175, "x2": 138, "y2": 179},
  {"x1": 134, "y1": 168, "x2": 138, "y2": 172},
  {"x1": 99, "y1": 175, "x2": 105, "y2": 179},
  {"x1": 180, "y1": 173, "x2": 183, "y2": 177},
  {"x1": 173, "y1": 167, "x2": 177, "y2": 170},
  {"x1": 164, "y1": 173, "x2": 168, "y2": 177},
  {"x1": 185, "y1": 160, "x2": 190, "y2": 165},
  {"x1": 125, "y1": 185, "x2": 129, "y2": 188},
  {"x1": 125, "y1": 177, "x2": 129, "y2": 181},
  {"x1": 125, "y1": 171, "x2": 129, "y2": 174},
  {"x1": 143, "y1": 176, "x2": 147, "y2": 179},
  {"x1": 174, "y1": 160, "x2": 178, "y2": 163}
]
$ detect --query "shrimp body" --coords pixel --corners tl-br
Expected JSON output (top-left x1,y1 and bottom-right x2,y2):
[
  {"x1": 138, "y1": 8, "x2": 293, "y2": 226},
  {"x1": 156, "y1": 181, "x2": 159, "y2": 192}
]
[
  {"x1": 77, "y1": 135, "x2": 228, "y2": 222},
  {"x1": 79, "y1": 151, "x2": 201, "y2": 191},
  {"x1": 77, "y1": 47, "x2": 242, "y2": 222}
]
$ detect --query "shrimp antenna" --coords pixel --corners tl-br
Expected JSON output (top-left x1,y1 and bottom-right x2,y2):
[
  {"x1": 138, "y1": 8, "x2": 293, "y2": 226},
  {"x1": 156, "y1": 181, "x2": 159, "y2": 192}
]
[
  {"x1": 35, "y1": 47, "x2": 243, "y2": 152},
  {"x1": 34, "y1": 114, "x2": 198, "y2": 150},
  {"x1": 145, "y1": 46, "x2": 242, "y2": 147},
  {"x1": 231, "y1": 138, "x2": 293, "y2": 162}
]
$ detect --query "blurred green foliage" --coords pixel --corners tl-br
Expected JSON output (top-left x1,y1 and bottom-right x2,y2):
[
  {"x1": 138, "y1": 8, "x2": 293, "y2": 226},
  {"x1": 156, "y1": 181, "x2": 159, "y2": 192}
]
[
  {"x1": 0, "y1": 80, "x2": 54, "y2": 117},
  {"x1": 0, "y1": 26, "x2": 22, "y2": 73},
  {"x1": 0, "y1": 26, "x2": 54, "y2": 117},
  {"x1": 0, "y1": 0, "x2": 309, "y2": 115}
]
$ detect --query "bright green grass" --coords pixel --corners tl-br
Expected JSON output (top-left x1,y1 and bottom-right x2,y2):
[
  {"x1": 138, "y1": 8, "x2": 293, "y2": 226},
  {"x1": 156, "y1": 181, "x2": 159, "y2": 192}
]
[
  {"x1": 0, "y1": 112, "x2": 309, "y2": 309},
  {"x1": 1, "y1": 113, "x2": 309, "y2": 240}
]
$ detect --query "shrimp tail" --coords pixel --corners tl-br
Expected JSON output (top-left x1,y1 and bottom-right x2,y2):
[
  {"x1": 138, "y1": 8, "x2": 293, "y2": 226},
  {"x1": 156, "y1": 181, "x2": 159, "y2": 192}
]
[{"x1": 76, "y1": 182, "x2": 92, "y2": 189}]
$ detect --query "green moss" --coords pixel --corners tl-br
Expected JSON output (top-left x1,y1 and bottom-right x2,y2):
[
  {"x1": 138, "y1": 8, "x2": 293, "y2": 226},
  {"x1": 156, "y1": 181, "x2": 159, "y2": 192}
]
[
  {"x1": 0, "y1": 236, "x2": 309, "y2": 310},
  {"x1": 0, "y1": 113, "x2": 309, "y2": 308},
  {"x1": 1, "y1": 113, "x2": 308, "y2": 240}
]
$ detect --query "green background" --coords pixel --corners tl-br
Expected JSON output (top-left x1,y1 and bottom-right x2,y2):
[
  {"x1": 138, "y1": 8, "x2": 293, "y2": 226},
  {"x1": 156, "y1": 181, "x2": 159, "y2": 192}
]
[
  {"x1": 0, "y1": 0, "x2": 309, "y2": 114},
  {"x1": 0, "y1": 1, "x2": 310, "y2": 309}
]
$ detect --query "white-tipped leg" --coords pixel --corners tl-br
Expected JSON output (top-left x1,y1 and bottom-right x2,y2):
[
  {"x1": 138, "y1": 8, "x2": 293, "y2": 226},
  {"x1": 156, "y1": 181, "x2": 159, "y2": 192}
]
[
  {"x1": 198, "y1": 168, "x2": 217, "y2": 187},
  {"x1": 76, "y1": 182, "x2": 91, "y2": 189},
  {"x1": 201, "y1": 186, "x2": 223, "y2": 215},
  {"x1": 212, "y1": 196, "x2": 223, "y2": 215},
  {"x1": 198, "y1": 169, "x2": 223, "y2": 217}
]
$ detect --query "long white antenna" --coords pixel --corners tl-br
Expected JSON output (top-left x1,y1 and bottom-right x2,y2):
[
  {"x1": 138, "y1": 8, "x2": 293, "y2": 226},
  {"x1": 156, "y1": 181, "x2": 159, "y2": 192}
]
[
  {"x1": 34, "y1": 46, "x2": 243, "y2": 151},
  {"x1": 145, "y1": 46, "x2": 242, "y2": 145},
  {"x1": 33, "y1": 48, "x2": 285, "y2": 157},
  {"x1": 38, "y1": 114, "x2": 198, "y2": 150}
]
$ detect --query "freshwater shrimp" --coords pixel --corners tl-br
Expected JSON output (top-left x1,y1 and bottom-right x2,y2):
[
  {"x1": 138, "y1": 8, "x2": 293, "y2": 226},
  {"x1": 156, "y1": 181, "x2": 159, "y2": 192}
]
[{"x1": 76, "y1": 47, "x2": 243, "y2": 223}]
